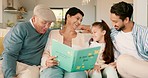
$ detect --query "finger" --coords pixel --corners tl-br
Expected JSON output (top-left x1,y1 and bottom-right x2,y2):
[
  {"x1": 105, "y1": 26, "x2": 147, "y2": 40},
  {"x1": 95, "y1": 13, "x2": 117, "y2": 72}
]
[
  {"x1": 47, "y1": 62, "x2": 58, "y2": 66},
  {"x1": 47, "y1": 59, "x2": 58, "y2": 64},
  {"x1": 96, "y1": 69, "x2": 100, "y2": 72},
  {"x1": 46, "y1": 63, "x2": 56, "y2": 67},
  {"x1": 46, "y1": 61, "x2": 58, "y2": 67},
  {"x1": 46, "y1": 59, "x2": 58, "y2": 65},
  {"x1": 92, "y1": 69, "x2": 95, "y2": 72},
  {"x1": 48, "y1": 56, "x2": 57, "y2": 60}
]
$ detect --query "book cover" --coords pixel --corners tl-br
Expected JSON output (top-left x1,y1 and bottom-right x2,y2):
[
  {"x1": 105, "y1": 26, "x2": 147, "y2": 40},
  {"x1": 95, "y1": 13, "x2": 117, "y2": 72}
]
[{"x1": 51, "y1": 39, "x2": 101, "y2": 72}]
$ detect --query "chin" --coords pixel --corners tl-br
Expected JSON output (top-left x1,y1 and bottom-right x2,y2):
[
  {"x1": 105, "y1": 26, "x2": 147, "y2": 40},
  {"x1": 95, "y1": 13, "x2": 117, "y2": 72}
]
[
  {"x1": 115, "y1": 28, "x2": 120, "y2": 31},
  {"x1": 39, "y1": 31, "x2": 46, "y2": 34},
  {"x1": 117, "y1": 28, "x2": 123, "y2": 31},
  {"x1": 92, "y1": 39, "x2": 97, "y2": 42}
]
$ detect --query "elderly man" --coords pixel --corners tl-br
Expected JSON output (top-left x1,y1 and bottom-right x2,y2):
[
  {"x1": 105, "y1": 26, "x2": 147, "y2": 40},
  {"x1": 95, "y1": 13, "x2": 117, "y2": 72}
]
[{"x1": 0, "y1": 4, "x2": 56, "y2": 78}]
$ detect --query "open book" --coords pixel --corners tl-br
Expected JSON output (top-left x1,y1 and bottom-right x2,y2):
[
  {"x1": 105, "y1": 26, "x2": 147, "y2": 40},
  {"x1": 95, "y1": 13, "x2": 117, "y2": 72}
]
[{"x1": 51, "y1": 39, "x2": 101, "y2": 72}]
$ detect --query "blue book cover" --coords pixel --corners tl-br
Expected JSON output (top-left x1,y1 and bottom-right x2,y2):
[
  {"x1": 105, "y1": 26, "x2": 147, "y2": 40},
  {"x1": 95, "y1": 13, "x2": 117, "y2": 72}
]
[{"x1": 51, "y1": 39, "x2": 101, "y2": 72}]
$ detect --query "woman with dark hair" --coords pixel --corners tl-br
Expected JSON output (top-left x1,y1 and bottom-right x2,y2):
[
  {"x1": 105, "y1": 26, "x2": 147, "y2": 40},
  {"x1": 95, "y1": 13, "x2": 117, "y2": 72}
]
[
  {"x1": 88, "y1": 20, "x2": 118, "y2": 78},
  {"x1": 40, "y1": 7, "x2": 87, "y2": 78}
]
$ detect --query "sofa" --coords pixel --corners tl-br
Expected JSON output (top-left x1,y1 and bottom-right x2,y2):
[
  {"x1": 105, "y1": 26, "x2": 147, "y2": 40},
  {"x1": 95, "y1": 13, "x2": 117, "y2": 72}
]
[{"x1": 0, "y1": 37, "x2": 4, "y2": 55}]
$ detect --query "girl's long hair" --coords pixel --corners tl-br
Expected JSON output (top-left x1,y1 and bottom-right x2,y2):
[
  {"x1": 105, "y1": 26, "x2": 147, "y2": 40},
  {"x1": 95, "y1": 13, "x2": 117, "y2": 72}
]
[{"x1": 89, "y1": 20, "x2": 114, "y2": 64}]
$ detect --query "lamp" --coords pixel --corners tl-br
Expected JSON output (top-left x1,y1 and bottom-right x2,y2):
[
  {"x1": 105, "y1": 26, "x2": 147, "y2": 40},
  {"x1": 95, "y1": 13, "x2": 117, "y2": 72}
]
[{"x1": 82, "y1": 0, "x2": 90, "y2": 5}]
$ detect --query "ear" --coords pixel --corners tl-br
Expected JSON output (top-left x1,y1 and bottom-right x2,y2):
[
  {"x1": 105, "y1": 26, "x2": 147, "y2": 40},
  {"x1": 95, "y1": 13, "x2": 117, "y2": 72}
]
[
  {"x1": 102, "y1": 30, "x2": 106, "y2": 35},
  {"x1": 32, "y1": 15, "x2": 36, "y2": 22},
  {"x1": 67, "y1": 14, "x2": 70, "y2": 19},
  {"x1": 124, "y1": 17, "x2": 130, "y2": 24},
  {"x1": 31, "y1": 16, "x2": 37, "y2": 26}
]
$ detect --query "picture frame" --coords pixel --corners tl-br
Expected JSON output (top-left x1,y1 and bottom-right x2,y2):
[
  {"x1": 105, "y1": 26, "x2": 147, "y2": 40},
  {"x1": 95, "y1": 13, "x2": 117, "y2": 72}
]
[{"x1": 7, "y1": 0, "x2": 13, "y2": 7}]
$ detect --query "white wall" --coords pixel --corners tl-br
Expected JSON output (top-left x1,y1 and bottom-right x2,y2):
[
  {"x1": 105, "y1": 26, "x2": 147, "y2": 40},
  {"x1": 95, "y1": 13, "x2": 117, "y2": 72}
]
[
  {"x1": 96, "y1": 0, "x2": 133, "y2": 27},
  {"x1": 1, "y1": 0, "x2": 96, "y2": 28},
  {"x1": 2, "y1": 0, "x2": 21, "y2": 28},
  {"x1": 2, "y1": 0, "x2": 147, "y2": 27},
  {"x1": 0, "y1": 0, "x2": 2, "y2": 23},
  {"x1": 23, "y1": 0, "x2": 96, "y2": 25},
  {"x1": 133, "y1": 0, "x2": 147, "y2": 26}
]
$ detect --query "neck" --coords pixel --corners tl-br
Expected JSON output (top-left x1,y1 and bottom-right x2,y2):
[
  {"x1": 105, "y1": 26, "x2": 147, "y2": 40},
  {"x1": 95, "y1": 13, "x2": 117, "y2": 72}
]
[
  {"x1": 61, "y1": 26, "x2": 74, "y2": 35},
  {"x1": 60, "y1": 25, "x2": 77, "y2": 40},
  {"x1": 122, "y1": 21, "x2": 134, "y2": 32},
  {"x1": 98, "y1": 36, "x2": 105, "y2": 43}
]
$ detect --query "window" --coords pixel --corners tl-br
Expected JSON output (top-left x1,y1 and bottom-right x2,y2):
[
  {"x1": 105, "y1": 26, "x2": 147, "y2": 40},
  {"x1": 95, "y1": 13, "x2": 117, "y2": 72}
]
[{"x1": 50, "y1": 8, "x2": 69, "y2": 29}]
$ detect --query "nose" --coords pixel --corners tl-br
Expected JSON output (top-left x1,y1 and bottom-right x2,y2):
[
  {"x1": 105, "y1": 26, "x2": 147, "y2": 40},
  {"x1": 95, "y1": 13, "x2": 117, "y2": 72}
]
[
  {"x1": 77, "y1": 20, "x2": 81, "y2": 26},
  {"x1": 112, "y1": 22, "x2": 116, "y2": 27}
]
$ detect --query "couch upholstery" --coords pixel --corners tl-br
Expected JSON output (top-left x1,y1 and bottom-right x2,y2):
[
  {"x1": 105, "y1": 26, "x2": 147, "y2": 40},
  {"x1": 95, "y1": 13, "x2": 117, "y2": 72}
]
[{"x1": 0, "y1": 37, "x2": 4, "y2": 55}]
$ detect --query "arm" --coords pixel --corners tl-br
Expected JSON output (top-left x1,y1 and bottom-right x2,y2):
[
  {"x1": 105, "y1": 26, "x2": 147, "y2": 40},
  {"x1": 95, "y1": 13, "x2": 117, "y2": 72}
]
[
  {"x1": 145, "y1": 33, "x2": 148, "y2": 56},
  {"x1": 41, "y1": 50, "x2": 57, "y2": 68},
  {"x1": 2, "y1": 24, "x2": 25, "y2": 78},
  {"x1": 40, "y1": 31, "x2": 58, "y2": 70},
  {"x1": 143, "y1": 28, "x2": 148, "y2": 59},
  {"x1": 77, "y1": 25, "x2": 91, "y2": 33}
]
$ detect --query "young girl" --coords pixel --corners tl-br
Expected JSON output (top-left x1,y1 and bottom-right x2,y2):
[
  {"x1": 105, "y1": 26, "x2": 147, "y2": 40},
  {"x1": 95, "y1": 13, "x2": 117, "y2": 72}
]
[{"x1": 88, "y1": 20, "x2": 118, "y2": 78}]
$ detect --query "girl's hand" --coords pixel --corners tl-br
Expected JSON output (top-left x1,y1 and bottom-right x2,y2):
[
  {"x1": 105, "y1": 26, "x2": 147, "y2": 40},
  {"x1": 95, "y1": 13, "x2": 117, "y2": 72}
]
[
  {"x1": 109, "y1": 62, "x2": 116, "y2": 68},
  {"x1": 92, "y1": 65, "x2": 101, "y2": 72}
]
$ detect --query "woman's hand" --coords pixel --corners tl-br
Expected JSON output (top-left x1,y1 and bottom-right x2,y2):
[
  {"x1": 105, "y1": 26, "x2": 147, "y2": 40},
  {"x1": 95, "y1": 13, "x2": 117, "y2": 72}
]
[
  {"x1": 45, "y1": 56, "x2": 58, "y2": 68},
  {"x1": 77, "y1": 25, "x2": 91, "y2": 33}
]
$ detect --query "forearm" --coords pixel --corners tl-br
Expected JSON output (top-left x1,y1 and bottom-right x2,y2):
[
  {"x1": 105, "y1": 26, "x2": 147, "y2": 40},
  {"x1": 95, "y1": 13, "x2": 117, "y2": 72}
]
[
  {"x1": 40, "y1": 50, "x2": 58, "y2": 71},
  {"x1": 41, "y1": 50, "x2": 50, "y2": 67},
  {"x1": 2, "y1": 53, "x2": 17, "y2": 78}
]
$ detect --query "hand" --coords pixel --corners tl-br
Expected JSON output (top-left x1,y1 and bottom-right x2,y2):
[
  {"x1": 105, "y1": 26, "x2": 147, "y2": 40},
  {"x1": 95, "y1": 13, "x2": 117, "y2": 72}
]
[
  {"x1": 45, "y1": 56, "x2": 58, "y2": 68},
  {"x1": 109, "y1": 62, "x2": 116, "y2": 68},
  {"x1": 92, "y1": 65, "x2": 101, "y2": 72},
  {"x1": 77, "y1": 25, "x2": 91, "y2": 33}
]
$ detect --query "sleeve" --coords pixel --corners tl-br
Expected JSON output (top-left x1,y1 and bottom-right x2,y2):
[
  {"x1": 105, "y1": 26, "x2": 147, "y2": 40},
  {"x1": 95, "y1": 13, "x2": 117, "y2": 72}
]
[
  {"x1": 41, "y1": 31, "x2": 52, "y2": 68},
  {"x1": 145, "y1": 32, "x2": 148, "y2": 52},
  {"x1": 110, "y1": 28, "x2": 120, "y2": 60},
  {"x1": 2, "y1": 24, "x2": 26, "y2": 78},
  {"x1": 143, "y1": 29, "x2": 148, "y2": 60},
  {"x1": 110, "y1": 28, "x2": 118, "y2": 41},
  {"x1": 41, "y1": 50, "x2": 50, "y2": 67},
  {"x1": 44, "y1": 31, "x2": 52, "y2": 52}
]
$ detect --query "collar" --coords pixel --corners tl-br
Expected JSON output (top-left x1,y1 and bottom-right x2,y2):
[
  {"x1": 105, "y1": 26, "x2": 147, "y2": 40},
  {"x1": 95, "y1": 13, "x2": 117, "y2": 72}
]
[{"x1": 29, "y1": 18, "x2": 35, "y2": 28}]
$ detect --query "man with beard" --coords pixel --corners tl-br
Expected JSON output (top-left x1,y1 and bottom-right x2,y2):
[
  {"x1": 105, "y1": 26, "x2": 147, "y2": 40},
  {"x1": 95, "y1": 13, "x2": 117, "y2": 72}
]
[{"x1": 110, "y1": 1, "x2": 148, "y2": 78}]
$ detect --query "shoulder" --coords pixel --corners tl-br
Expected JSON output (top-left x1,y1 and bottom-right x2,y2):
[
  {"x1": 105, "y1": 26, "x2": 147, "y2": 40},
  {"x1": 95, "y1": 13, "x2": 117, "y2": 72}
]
[
  {"x1": 134, "y1": 23, "x2": 148, "y2": 30},
  {"x1": 133, "y1": 23, "x2": 148, "y2": 34},
  {"x1": 110, "y1": 28, "x2": 118, "y2": 40},
  {"x1": 11, "y1": 22, "x2": 31, "y2": 33},
  {"x1": 6, "y1": 22, "x2": 33, "y2": 39},
  {"x1": 49, "y1": 29, "x2": 61, "y2": 39},
  {"x1": 50, "y1": 29, "x2": 60, "y2": 34},
  {"x1": 15, "y1": 22, "x2": 31, "y2": 28}
]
